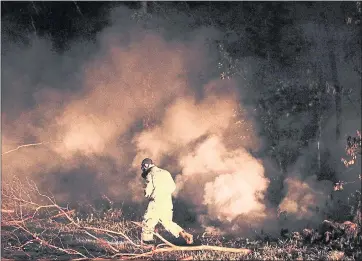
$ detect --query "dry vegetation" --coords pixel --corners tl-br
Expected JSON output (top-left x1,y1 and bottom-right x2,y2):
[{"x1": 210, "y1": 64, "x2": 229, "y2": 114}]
[
  {"x1": 1, "y1": 182, "x2": 360, "y2": 260},
  {"x1": 1, "y1": 133, "x2": 361, "y2": 260}
]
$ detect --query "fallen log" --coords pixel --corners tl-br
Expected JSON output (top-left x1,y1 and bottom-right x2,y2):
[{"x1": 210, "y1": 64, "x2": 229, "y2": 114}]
[
  {"x1": 126, "y1": 221, "x2": 252, "y2": 259},
  {"x1": 113, "y1": 245, "x2": 251, "y2": 260}
]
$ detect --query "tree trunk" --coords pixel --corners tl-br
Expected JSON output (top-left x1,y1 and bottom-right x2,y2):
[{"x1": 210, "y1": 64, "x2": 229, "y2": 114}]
[
  {"x1": 316, "y1": 63, "x2": 324, "y2": 176},
  {"x1": 141, "y1": 1, "x2": 148, "y2": 14},
  {"x1": 323, "y1": 6, "x2": 342, "y2": 141},
  {"x1": 313, "y1": 61, "x2": 328, "y2": 178},
  {"x1": 328, "y1": 45, "x2": 342, "y2": 140}
]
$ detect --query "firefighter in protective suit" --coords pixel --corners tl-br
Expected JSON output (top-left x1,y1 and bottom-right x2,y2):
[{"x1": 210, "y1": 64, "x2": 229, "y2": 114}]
[{"x1": 140, "y1": 158, "x2": 193, "y2": 245}]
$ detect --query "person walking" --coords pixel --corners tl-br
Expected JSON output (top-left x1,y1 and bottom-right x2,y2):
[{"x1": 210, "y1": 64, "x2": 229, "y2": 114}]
[{"x1": 140, "y1": 158, "x2": 194, "y2": 246}]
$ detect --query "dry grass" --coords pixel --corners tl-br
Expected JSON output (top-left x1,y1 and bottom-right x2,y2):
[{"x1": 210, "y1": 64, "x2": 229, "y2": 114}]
[{"x1": 2, "y1": 208, "x2": 361, "y2": 261}]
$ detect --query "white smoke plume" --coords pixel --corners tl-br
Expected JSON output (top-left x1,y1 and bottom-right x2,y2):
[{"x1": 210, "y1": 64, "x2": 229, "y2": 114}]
[{"x1": 2, "y1": 4, "x2": 360, "y2": 237}]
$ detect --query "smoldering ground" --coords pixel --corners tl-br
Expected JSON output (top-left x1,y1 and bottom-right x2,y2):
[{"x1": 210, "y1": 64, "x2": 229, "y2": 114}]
[{"x1": 2, "y1": 3, "x2": 361, "y2": 238}]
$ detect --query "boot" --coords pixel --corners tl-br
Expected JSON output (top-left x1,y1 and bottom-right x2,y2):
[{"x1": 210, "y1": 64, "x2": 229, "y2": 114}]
[{"x1": 179, "y1": 230, "x2": 193, "y2": 244}]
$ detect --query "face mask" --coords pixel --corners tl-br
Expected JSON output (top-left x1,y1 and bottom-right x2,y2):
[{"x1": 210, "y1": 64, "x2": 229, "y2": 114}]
[{"x1": 141, "y1": 163, "x2": 151, "y2": 173}]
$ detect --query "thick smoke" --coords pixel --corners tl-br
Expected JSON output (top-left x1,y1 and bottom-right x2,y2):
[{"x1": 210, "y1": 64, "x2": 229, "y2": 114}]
[
  {"x1": 2, "y1": 4, "x2": 360, "y2": 237},
  {"x1": 2, "y1": 6, "x2": 259, "y2": 211}
]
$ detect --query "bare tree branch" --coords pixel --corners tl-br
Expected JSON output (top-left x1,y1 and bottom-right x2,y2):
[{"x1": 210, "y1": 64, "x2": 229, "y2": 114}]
[
  {"x1": 73, "y1": 1, "x2": 83, "y2": 16},
  {"x1": 2, "y1": 141, "x2": 61, "y2": 156}
]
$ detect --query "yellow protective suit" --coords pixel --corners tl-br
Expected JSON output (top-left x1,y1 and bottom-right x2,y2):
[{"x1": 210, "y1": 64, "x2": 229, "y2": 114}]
[{"x1": 141, "y1": 166, "x2": 184, "y2": 242}]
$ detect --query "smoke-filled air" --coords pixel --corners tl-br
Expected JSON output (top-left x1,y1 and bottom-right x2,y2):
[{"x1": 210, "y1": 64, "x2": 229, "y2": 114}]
[{"x1": 2, "y1": 1, "x2": 361, "y2": 244}]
